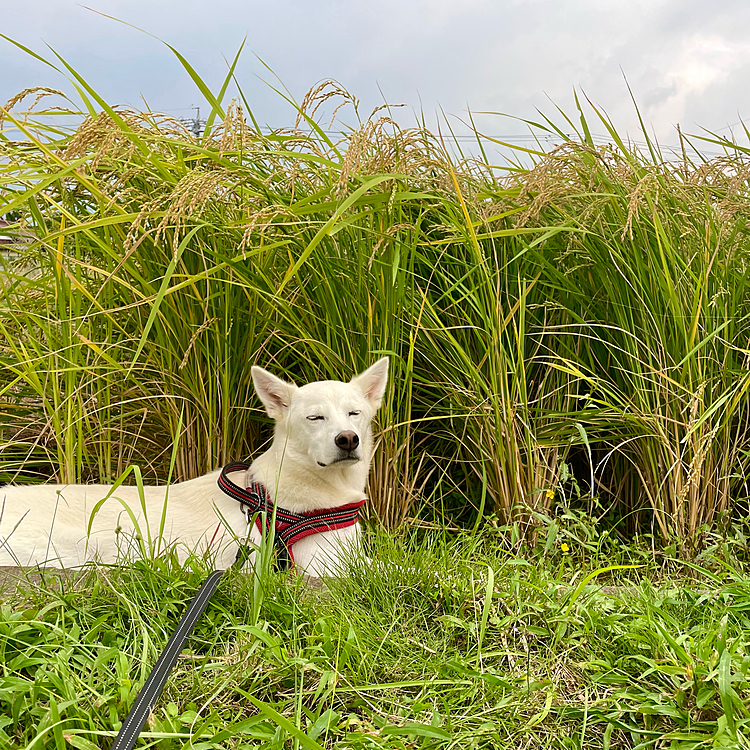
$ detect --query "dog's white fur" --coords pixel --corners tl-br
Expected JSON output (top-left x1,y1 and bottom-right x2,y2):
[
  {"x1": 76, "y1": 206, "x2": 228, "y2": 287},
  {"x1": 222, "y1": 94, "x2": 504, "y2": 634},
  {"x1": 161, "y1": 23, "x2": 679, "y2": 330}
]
[{"x1": 0, "y1": 358, "x2": 388, "y2": 577}]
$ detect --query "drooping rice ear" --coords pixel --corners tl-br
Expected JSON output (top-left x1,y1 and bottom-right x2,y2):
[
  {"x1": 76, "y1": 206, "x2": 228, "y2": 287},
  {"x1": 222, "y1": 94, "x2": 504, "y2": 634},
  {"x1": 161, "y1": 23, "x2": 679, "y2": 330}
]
[
  {"x1": 251, "y1": 366, "x2": 298, "y2": 419},
  {"x1": 350, "y1": 357, "x2": 389, "y2": 410}
]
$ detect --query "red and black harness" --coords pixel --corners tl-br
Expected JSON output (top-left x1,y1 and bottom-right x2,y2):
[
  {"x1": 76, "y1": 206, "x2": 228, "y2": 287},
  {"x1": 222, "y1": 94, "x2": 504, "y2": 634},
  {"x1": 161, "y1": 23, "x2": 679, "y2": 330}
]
[{"x1": 218, "y1": 461, "x2": 366, "y2": 570}]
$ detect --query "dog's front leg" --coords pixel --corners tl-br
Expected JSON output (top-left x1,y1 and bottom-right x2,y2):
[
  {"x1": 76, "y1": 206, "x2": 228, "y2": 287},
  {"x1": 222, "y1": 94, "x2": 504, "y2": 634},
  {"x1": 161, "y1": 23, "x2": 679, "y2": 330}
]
[{"x1": 290, "y1": 525, "x2": 368, "y2": 578}]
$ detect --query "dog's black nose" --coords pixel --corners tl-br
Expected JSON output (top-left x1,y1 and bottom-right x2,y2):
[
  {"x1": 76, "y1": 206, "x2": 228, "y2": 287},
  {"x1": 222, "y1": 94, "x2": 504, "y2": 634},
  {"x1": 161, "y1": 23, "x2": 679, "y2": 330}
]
[{"x1": 335, "y1": 431, "x2": 359, "y2": 452}]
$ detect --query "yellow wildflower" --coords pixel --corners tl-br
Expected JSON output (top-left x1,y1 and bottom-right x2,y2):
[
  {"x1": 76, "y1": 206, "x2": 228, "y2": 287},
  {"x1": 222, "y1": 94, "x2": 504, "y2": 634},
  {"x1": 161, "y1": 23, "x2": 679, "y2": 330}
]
[{"x1": 560, "y1": 542, "x2": 569, "y2": 553}]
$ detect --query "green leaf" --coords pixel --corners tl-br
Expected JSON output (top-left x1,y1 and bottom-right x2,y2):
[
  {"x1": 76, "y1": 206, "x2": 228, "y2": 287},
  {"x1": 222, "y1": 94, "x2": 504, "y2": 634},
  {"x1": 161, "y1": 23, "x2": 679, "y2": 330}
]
[
  {"x1": 239, "y1": 694, "x2": 326, "y2": 750},
  {"x1": 381, "y1": 723, "x2": 451, "y2": 740},
  {"x1": 718, "y1": 648, "x2": 737, "y2": 734},
  {"x1": 126, "y1": 223, "x2": 204, "y2": 374}
]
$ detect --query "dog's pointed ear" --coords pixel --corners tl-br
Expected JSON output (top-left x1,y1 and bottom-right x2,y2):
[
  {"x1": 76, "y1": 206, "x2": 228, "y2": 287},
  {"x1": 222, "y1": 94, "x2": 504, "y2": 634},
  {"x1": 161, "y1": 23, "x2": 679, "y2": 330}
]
[
  {"x1": 350, "y1": 357, "x2": 389, "y2": 410},
  {"x1": 252, "y1": 366, "x2": 298, "y2": 419}
]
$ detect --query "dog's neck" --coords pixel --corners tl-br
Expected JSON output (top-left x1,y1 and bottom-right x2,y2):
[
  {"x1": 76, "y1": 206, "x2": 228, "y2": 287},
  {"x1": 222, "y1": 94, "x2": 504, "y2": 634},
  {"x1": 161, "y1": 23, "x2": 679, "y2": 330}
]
[{"x1": 248, "y1": 437, "x2": 370, "y2": 514}]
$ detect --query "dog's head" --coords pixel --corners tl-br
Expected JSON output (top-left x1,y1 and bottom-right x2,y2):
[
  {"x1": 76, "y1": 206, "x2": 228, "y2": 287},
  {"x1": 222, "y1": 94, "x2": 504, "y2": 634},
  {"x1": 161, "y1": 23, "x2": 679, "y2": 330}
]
[{"x1": 251, "y1": 358, "x2": 389, "y2": 473}]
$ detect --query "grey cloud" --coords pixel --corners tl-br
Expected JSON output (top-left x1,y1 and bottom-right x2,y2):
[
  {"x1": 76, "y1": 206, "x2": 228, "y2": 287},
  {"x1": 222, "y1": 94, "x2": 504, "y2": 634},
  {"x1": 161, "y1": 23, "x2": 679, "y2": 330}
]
[{"x1": 1, "y1": 0, "x2": 749, "y2": 152}]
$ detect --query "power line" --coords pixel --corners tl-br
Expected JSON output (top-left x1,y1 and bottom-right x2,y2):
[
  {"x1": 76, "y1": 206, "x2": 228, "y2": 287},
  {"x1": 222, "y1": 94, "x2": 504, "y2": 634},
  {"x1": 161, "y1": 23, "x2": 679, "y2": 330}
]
[{"x1": 168, "y1": 109, "x2": 733, "y2": 154}]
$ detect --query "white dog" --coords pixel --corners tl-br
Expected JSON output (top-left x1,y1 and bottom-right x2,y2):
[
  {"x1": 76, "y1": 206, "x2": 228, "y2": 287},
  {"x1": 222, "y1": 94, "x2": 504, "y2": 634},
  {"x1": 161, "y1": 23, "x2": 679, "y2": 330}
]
[{"x1": 0, "y1": 358, "x2": 388, "y2": 577}]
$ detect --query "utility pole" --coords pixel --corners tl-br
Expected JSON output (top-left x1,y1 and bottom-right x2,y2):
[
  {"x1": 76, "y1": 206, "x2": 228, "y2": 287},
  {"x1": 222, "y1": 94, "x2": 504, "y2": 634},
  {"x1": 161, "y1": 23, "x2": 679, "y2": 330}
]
[
  {"x1": 191, "y1": 105, "x2": 201, "y2": 137},
  {"x1": 178, "y1": 106, "x2": 207, "y2": 137}
]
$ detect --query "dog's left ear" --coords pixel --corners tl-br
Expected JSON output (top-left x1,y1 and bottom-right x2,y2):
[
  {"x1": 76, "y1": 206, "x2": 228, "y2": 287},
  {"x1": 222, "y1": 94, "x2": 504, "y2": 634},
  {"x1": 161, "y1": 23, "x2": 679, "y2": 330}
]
[{"x1": 350, "y1": 357, "x2": 389, "y2": 410}]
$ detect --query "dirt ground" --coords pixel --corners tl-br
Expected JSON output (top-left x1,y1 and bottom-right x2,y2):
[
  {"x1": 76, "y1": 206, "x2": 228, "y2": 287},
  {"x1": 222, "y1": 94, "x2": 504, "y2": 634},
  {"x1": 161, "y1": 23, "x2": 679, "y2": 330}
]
[
  {"x1": 0, "y1": 565, "x2": 326, "y2": 602},
  {"x1": 0, "y1": 566, "x2": 82, "y2": 597}
]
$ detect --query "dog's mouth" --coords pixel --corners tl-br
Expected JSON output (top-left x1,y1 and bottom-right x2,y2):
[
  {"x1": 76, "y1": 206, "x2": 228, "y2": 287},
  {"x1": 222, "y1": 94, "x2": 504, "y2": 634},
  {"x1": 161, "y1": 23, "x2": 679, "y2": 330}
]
[{"x1": 317, "y1": 455, "x2": 361, "y2": 467}]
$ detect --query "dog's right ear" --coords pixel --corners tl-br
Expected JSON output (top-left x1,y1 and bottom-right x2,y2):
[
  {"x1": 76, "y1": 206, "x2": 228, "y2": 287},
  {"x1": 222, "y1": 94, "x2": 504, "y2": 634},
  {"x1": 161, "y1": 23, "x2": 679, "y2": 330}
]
[{"x1": 251, "y1": 366, "x2": 298, "y2": 419}]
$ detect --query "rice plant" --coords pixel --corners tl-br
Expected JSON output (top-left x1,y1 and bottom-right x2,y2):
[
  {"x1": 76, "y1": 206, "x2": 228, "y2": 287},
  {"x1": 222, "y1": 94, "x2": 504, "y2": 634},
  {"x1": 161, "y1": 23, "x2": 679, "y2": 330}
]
[
  {"x1": 512, "y1": 113, "x2": 750, "y2": 542},
  {"x1": 2, "y1": 40, "x2": 750, "y2": 542}
]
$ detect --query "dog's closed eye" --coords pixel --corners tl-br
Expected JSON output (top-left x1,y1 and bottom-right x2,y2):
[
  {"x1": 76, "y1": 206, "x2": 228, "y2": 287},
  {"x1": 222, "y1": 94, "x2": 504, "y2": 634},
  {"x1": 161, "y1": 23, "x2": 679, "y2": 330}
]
[
  {"x1": 348, "y1": 410, "x2": 361, "y2": 416},
  {"x1": 306, "y1": 415, "x2": 325, "y2": 421}
]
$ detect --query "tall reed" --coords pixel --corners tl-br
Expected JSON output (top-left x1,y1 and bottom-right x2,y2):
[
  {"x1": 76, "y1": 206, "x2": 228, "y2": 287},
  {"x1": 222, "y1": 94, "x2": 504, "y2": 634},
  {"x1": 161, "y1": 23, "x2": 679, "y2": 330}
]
[{"x1": 2, "y1": 43, "x2": 750, "y2": 542}]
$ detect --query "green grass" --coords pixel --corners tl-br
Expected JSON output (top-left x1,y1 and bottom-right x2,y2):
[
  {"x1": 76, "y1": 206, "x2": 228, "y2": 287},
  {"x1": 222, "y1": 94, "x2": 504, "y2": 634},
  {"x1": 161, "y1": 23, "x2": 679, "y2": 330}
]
[{"x1": 3, "y1": 522, "x2": 750, "y2": 748}]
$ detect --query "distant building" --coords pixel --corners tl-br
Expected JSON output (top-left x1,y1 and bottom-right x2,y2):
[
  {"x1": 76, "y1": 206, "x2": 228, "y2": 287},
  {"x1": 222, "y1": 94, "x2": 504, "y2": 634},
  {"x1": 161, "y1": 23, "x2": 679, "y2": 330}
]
[{"x1": 0, "y1": 219, "x2": 11, "y2": 246}]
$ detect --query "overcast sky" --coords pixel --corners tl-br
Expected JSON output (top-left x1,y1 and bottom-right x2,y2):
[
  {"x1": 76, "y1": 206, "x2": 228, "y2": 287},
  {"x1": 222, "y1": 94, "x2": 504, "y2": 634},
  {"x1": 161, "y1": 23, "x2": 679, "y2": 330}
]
[{"x1": 3, "y1": 0, "x2": 750, "y2": 157}]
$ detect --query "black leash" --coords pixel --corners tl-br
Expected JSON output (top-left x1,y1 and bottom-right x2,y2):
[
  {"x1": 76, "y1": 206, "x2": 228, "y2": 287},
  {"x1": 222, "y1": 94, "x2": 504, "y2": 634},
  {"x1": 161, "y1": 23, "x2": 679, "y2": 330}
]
[
  {"x1": 109, "y1": 462, "x2": 266, "y2": 749},
  {"x1": 110, "y1": 461, "x2": 362, "y2": 748},
  {"x1": 110, "y1": 569, "x2": 226, "y2": 750},
  {"x1": 110, "y1": 463, "x2": 260, "y2": 749}
]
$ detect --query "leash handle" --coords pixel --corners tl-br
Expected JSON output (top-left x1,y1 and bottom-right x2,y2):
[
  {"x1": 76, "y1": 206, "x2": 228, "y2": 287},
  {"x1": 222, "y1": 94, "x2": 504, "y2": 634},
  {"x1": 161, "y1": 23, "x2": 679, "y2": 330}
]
[{"x1": 110, "y1": 569, "x2": 226, "y2": 750}]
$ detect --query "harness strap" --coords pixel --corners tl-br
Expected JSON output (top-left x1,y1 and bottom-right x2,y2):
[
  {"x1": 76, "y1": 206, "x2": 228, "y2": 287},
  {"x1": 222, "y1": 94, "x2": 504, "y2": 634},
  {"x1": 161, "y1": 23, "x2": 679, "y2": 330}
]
[{"x1": 218, "y1": 461, "x2": 366, "y2": 569}]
